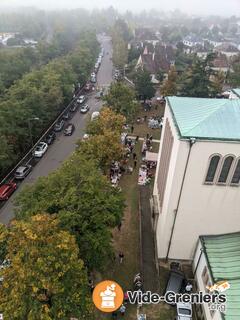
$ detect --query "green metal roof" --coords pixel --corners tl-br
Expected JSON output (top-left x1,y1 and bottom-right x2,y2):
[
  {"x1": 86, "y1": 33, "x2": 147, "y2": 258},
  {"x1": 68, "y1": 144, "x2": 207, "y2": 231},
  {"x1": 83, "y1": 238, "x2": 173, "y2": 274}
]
[
  {"x1": 232, "y1": 88, "x2": 240, "y2": 98},
  {"x1": 201, "y1": 233, "x2": 240, "y2": 320},
  {"x1": 167, "y1": 96, "x2": 240, "y2": 141}
]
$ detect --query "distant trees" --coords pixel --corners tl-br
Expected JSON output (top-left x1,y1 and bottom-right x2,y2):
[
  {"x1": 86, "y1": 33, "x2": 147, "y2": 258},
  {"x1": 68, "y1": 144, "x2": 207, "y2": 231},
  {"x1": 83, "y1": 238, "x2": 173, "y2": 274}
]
[
  {"x1": 112, "y1": 19, "x2": 131, "y2": 70},
  {"x1": 134, "y1": 70, "x2": 156, "y2": 101},
  {"x1": 228, "y1": 55, "x2": 240, "y2": 87},
  {"x1": 0, "y1": 214, "x2": 93, "y2": 319}
]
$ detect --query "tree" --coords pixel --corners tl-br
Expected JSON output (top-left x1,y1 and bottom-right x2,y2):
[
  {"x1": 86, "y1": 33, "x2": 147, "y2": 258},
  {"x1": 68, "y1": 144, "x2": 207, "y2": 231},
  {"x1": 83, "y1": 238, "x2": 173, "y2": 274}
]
[
  {"x1": 134, "y1": 70, "x2": 156, "y2": 101},
  {"x1": 103, "y1": 83, "x2": 137, "y2": 120},
  {"x1": 87, "y1": 107, "x2": 125, "y2": 136},
  {"x1": 161, "y1": 66, "x2": 178, "y2": 96},
  {"x1": 15, "y1": 153, "x2": 125, "y2": 270},
  {"x1": 179, "y1": 56, "x2": 214, "y2": 97},
  {"x1": 211, "y1": 71, "x2": 226, "y2": 96},
  {"x1": 0, "y1": 214, "x2": 93, "y2": 320}
]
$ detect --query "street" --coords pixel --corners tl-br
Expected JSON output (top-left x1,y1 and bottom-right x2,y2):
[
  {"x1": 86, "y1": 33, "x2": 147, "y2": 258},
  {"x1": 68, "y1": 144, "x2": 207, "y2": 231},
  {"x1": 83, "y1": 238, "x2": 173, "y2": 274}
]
[{"x1": 0, "y1": 35, "x2": 113, "y2": 225}]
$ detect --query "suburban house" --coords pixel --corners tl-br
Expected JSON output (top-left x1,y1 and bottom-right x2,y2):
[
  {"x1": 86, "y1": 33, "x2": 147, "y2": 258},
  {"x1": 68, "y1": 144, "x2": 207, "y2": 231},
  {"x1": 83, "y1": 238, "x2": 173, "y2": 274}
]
[
  {"x1": 193, "y1": 232, "x2": 240, "y2": 320},
  {"x1": 136, "y1": 43, "x2": 175, "y2": 83},
  {"x1": 153, "y1": 96, "x2": 240, "y2": 262},
  {"x1": 0, "y1": 32, "x2": 16, "y2": 45},
  {"x1": 214, "y1": 43, "x2": 240, "y2": 59},
  {"x1": 211, "y1": 53, "x2": 230, "y2": 74},
  {"x1": 183, "y1": 34, "x2": 204, "y2": 48},
  {"x1": 130, "y1": 27, "x2": 160, "y2": 49}
]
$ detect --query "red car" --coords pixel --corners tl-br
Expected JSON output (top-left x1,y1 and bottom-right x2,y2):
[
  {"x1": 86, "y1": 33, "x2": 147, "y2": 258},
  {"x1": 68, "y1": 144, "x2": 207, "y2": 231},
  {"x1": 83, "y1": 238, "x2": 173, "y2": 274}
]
[{"x1": 0, "y1": 182, "x2": 17, "y2": 201}]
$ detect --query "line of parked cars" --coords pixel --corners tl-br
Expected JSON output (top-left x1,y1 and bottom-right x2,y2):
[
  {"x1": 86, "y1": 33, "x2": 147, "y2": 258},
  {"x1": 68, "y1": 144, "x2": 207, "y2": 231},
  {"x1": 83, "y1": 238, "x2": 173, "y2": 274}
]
[{"x1": 0, "y1": 80, "x2": 93, "y2": 202}]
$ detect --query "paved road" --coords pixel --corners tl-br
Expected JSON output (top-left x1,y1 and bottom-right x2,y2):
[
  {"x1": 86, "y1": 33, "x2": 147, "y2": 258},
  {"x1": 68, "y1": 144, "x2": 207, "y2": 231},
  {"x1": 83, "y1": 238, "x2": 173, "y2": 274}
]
[{"x1": 0, "y1": 35, "x2": 113, "y2": 225}]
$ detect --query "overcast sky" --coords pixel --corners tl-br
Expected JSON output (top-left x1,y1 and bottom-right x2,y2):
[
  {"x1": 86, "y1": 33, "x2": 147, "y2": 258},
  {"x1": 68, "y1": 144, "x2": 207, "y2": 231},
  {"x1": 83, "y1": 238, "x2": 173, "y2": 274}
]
[{"x1": 1, "y1": 0, "x2": 240, "y2": 16}]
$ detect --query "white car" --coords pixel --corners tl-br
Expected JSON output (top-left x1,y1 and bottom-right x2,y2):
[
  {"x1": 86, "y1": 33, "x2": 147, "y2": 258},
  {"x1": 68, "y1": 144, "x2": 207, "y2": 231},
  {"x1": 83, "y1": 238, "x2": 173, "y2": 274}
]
[
  {"x1": 176, "y1": 302, "x2": 192, "y2": 320},
  {"x1": 80, "y1": 104, "x2": 90, "y2": 114},
  {"x1": 33, "y1": 142, "x2": 48, "y2": 158},
  {"x1": 77, "y1": 95, "x2": 85, "y2": 104}
]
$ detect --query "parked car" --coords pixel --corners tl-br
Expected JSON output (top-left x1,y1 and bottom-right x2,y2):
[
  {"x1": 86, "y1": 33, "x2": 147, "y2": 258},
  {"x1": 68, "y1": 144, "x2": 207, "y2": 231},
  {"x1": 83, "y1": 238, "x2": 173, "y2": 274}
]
[
  {"x1": 77, "y1": 95, "x2": 86, "y2": 104},
  {"x1": 176, "y1": 302, "x2": 192, "y2": 320},
  {"x1": 33, "y1": 142, "x2": 48, "y2": 158},
  {"x1": 45, "y1": 131, "x2": 56, "y2": 145},
  {"x1": 14, "y1": 164, "x2": 32, "y2": 180},
  {"x1": 80, "y1": 104, "x2": 89, "y2": 114},
  {"x1": 64, "y1": 123, "x2": 75, "y2": 136},
  {"x1": 54, "y1": 119, "x2": 65, "y2": 132},
  {"x1": 165, "y1": 270, "x2": 184, "y2": 304},
  {"x1": 0, "y1": 181, "x2": 17, "y2": 201},
  {"x1": 62, "y1": 112, "x2": 70, "y2": 120},
  {"x1": 69, "y1": 103, "x2": 77, "y2": 112}
]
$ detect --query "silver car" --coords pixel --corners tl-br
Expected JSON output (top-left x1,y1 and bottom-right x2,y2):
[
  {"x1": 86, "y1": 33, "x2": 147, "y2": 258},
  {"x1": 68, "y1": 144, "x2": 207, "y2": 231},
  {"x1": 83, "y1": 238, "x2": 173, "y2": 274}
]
[
  {"x1": 176, "y1": 302, "x2": 192, "y2": 320},
  {"x1": 15, "y1": 165, "x2": 32, "y2": 180}
]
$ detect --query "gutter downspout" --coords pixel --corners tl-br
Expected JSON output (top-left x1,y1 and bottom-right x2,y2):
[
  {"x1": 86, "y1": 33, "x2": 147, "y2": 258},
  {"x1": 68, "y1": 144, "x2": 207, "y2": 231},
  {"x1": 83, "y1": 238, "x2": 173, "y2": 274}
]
[{"x1": 166, "y1": 137, "x2": 196, "y2": 261}]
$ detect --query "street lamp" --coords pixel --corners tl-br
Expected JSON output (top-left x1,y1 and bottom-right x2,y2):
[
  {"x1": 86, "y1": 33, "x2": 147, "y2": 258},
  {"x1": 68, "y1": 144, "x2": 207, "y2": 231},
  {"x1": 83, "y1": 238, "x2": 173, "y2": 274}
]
[{"x1": 27, "y1": 117, "x2": 40, "y2": 148}]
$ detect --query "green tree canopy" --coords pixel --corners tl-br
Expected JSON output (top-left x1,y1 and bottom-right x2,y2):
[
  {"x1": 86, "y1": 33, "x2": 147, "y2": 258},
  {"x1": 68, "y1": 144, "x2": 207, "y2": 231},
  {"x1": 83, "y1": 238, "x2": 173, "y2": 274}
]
[
  {"x1": 15, "y1": 153, "x2": 125, "y2": 270},
  {"x1": 0, "y1": 214, "x2": 93, "y2": 320},
  {"x1": 134, "y1": 70, "x2": 156, "y2": 101},
  {"x1": 103, "y1": 82, "x2": 137, "y2": 120}
]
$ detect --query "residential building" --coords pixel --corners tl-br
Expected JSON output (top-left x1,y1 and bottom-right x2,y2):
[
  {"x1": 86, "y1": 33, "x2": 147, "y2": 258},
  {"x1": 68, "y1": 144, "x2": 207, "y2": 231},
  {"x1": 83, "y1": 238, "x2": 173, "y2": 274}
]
[
  {"x1": 153, "y1": 96, "x2": 240, "y2": 262},
  {"x1": 193, "y1": 232, "x2": 240, "y2": 320},
  {"x1": 136, "y1": 43, "x2": 175, "y2": 83},
  {"x1": 183, "y1": 34, "x2": 204, "y2": 48},
  {"x1": 211, "y1": 53, "x2": 230, "y2": 74},
  {"x1": 214, "y1": 43, "x2": 240, "y2": 59}
]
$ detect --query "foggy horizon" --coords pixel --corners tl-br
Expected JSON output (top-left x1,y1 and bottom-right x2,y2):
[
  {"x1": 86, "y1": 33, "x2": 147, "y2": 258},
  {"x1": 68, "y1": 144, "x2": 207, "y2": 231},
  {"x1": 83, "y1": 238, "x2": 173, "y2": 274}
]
[{"x1": 0, "y1": 0, "x2": 240, "y2": 17}]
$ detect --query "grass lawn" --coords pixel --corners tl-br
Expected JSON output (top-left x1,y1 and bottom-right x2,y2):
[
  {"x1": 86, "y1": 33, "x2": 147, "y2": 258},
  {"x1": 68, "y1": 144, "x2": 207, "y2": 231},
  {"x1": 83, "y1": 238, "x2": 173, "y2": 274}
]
[
  {"x1": 94, "y1": 107, "x2": 174, "y2": 319},
  {"x1": 131, "y1": 104, "x2": 165, "y2": 140}
]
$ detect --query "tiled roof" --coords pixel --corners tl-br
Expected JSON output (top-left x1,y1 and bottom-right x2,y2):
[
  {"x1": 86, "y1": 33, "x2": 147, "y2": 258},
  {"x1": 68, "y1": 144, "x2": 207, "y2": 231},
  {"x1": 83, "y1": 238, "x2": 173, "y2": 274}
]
[
  {"x1": 212, "y1": 54, "x2": 229, "y2": 68},
  {"x1": 215, "y1": 43, "x2": 239, "y2": 53},
  {"x1": 201, "y1": 233, "x2": 240, "y2": 320},
  {"x1": 167, "y1": 96, "x2": 240, "y2": 141}
]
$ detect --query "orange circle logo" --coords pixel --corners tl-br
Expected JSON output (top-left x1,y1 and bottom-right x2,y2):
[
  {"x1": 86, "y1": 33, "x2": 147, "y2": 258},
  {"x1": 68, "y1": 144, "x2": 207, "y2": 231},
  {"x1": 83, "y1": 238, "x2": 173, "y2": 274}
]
[{"x1": 92, "y1": 280, "x2": 124, "y2": 313}]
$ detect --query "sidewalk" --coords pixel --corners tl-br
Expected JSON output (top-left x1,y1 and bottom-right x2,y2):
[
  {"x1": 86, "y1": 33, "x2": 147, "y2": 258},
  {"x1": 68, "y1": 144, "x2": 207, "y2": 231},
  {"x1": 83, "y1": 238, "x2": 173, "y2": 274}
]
[{"x1": 139, "y1": 185, "x2": 159, "y2": 292}]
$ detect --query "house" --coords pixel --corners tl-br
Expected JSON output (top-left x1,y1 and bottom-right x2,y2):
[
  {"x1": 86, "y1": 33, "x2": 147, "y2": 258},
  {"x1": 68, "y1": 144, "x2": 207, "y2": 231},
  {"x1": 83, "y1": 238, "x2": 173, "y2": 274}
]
[
  {"x1": 183, "y1": 34, "x2": 203, "y2": 48},
  {"x1": 211, "y1": 53, "x2": 230, "y2": 74},
  {"x1": 136, "y1": 44, "x2": 175, "y2": 83},
  {"x1": 193, "y1": 232, "x2": 240, "y2": 320},
  {"x1": 0, "y1": 32, "x2": 16, "y2": 46},
  {"x1": 134, "y1": 27, "x2": 160, "y2": 47},
  {"x1": 214, "y1": 43, "x2": 240, "y2": 59},
  {"x1": 153, "y1": 96, "x2": 240, "y2": 262}
]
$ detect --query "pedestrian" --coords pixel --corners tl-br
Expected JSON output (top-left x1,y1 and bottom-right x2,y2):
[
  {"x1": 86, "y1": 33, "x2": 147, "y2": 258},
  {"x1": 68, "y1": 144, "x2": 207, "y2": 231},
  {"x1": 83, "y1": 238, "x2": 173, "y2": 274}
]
[
  {"x1": 117, "y1": 222, "x2": 122, "y2": 231},
  {"x1": 119, "y1": 304, "x2": 126, "y2": 316},
  {"x1": 185, "y1": 283, "x2": 193, "y2": 292},
  {"x1": 146, "y1": 133, "x2": 149, "y2": 139},
  {"x1": 144, "y1": 115, "x2": 147, "y2": 122},
  {"x1": 119, "y1": 251, "x2": 124, "y2": 264},
  {"x1": 135, "y1": 135, "x2": 139, "y2": 143},
  {"x1": 134, "y1": 159, "x2": 137, "y2": 168},
  {"x1": 131, "y1": 125, "x2": 134, "y2": 133},
  {"x1": 133, "y1": 152, "x2": 137, "y2": 160},
  {"x1": 149, "y1": 135, "x2": 153, "y2": 142}
]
